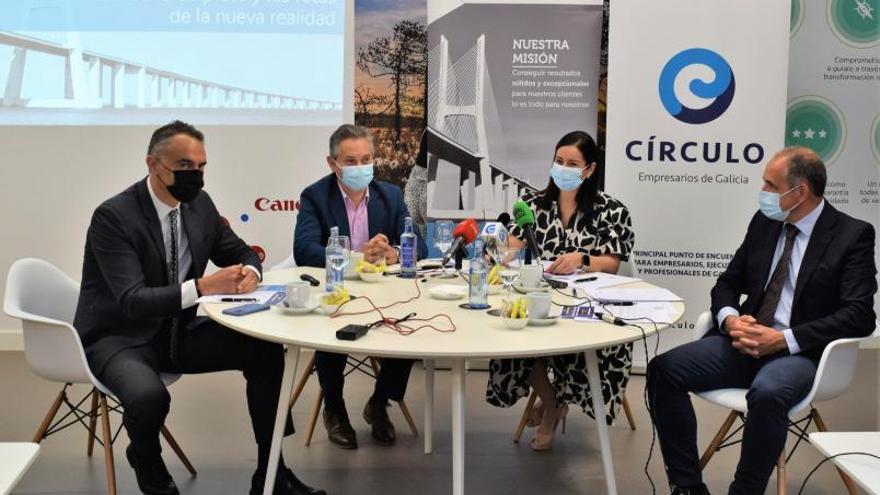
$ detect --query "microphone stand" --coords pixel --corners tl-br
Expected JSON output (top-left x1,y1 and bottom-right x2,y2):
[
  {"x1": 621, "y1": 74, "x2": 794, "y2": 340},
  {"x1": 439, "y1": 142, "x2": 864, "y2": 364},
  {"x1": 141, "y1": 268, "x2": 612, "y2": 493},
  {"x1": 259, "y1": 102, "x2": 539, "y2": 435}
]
[{"x1": 454, "y1": 243, "x2": 467, "y2": 272}]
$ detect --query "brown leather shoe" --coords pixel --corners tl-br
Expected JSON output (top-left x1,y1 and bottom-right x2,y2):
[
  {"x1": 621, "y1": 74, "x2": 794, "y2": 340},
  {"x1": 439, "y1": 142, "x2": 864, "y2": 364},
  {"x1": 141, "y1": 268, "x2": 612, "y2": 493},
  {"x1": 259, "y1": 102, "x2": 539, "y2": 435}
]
[
  {"x1": 363, "y1": 401, "x2": 396, "y2": 445},
  {"x1": 322, "y1": 409, "x2": 357, "y2": 449}
]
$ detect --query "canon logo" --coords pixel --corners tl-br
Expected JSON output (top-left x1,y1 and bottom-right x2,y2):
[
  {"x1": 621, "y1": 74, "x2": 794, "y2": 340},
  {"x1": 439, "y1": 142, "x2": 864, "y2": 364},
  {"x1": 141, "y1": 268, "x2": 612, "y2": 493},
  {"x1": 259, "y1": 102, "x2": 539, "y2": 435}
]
[{"x1": 254, "y1": 197, "x2": 301, "y2": 212}]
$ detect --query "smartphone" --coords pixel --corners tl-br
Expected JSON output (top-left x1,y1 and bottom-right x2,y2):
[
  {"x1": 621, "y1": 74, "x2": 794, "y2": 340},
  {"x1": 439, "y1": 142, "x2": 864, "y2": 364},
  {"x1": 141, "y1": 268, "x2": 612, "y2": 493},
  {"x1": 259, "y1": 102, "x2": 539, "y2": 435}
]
[
  {"x1": 546, "y1": 279, "x2": 568, "y2": 289},
  {"x1": 222, "y1": 303, "x2": 270, "y2": 316}
]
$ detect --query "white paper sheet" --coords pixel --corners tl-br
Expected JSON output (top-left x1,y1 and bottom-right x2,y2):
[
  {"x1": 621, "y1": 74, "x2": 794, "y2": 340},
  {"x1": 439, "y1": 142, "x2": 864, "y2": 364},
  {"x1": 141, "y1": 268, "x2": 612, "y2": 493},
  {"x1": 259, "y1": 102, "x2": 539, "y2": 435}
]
[
  {"x1": 598, "y1": 302, "x2": 677, "y2": 324},
  {"x1": 587, "y1": 287, "x2": 683, "y2": 303},
  {"x1": 197, "y1": 284, "x2": 286, "y2": 305}
]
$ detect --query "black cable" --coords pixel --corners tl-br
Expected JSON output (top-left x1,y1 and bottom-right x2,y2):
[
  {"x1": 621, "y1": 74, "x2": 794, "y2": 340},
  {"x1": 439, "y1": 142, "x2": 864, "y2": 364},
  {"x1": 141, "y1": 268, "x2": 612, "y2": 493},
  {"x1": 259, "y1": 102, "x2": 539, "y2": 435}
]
[
  {"x1": 602, "y1": 303, "x2": 662, "y2": 495},
  {"x1": 797, "y1": 452, "x2": 880, "y2": 494}
]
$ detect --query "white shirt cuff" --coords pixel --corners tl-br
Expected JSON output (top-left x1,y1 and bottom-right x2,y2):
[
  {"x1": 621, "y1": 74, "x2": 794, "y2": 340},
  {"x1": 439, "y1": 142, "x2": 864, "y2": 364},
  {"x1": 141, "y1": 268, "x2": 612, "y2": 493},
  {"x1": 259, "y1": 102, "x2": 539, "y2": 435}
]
[
  {"x1": 181, "y1": 279, "x2": 199, "y2": 309},
  {"x1": 717, "y1": 306, "x2": 740, "y2": 333},
  {"x1": 782, "y1": 329, "x2": 801, "y2": 354},
  {"x1": 244, "y1": 265, "x2": 262, "y2": 281}
]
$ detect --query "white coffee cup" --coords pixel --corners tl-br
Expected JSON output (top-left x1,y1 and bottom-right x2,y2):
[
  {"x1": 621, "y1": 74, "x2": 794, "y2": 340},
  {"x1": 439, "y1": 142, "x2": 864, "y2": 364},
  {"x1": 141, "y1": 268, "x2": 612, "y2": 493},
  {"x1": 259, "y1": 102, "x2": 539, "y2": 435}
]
[
  {"x1": 285, "y1": 281, "x2": 311, "y2": 308},
  {"x1": 347, "y1": 251, "x2": 365, "y2": 276},
  {"x1": 526, "y1": 292, "x2": 551, "y2": 320},
  {"x1": 519, "y1": 263, "x2": 543, "y2": 288}
]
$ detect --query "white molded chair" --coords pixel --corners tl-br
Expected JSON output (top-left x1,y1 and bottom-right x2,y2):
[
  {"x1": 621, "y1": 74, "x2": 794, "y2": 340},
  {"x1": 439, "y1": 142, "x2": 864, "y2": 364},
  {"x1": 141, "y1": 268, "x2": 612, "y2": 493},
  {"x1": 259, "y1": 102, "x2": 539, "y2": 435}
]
[
  {"x1": 3, "y1": 258, "x2": 196, "y2": 495},
  {"x1": 693, "y1": 311, "x2": 876, "y2": 495},
  {"x1": 270, "y1": 253, "x2": 297, "y2": 272}
]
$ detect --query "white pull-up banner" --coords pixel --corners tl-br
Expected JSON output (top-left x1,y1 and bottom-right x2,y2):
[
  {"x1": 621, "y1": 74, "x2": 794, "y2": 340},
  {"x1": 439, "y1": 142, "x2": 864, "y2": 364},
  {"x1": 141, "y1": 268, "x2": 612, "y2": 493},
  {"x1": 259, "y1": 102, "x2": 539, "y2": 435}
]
[{"x1": 605, "y1": 0, "x2": 790, "y2": 365}]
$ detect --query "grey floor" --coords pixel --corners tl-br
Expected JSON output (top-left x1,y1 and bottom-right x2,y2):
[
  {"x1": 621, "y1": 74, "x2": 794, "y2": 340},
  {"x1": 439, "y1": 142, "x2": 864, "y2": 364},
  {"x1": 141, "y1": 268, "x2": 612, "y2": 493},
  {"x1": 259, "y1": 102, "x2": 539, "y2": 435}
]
[{"x1": 1, "y1": 349, "x2": 877, "y2": 495}]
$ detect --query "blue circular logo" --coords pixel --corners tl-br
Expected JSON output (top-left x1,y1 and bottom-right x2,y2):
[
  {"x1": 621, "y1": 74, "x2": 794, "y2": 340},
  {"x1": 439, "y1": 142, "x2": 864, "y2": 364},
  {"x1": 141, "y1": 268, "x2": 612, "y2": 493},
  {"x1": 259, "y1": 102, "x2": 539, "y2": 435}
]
[
  {"x1": 240, "y1": 213, "x2": 250, "y2": 223},
  {"x1": 659, "y1": 48, "x2": 736, "y2": 124}
]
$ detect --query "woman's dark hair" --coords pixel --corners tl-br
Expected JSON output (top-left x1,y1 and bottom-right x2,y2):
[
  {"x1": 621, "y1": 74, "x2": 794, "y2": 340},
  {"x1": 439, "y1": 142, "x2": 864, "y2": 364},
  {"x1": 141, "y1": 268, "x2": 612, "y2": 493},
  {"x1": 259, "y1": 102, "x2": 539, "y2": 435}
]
[{"x1": 534, "y1": 131, "x2": 601, "y2": 220}]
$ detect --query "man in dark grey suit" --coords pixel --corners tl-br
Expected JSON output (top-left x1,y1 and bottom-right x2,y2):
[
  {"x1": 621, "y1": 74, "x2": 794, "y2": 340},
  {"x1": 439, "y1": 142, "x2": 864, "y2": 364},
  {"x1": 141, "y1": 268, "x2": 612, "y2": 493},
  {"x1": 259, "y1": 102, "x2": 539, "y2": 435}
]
[
  {"x1": 648, "y1": 147, "x2": 877, "y2": 495},
  {"x1": 74, "y1": 121, "x2": 325, "y2": 495}
]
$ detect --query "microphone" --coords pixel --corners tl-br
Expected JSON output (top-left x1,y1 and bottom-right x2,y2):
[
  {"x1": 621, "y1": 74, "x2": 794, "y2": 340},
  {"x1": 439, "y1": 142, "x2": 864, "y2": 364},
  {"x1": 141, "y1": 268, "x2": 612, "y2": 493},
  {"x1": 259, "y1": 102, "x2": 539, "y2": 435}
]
[
  {"x1": 496, "y1": 211, "x2": 511, "y2": 226},
  {"x1": 479, "y1": 221, "x2": 509, "y2": 257},
  {"x1": 513, "y1": 200, "x2": 541, "y2": 263},
  {"x1": 441, "y1": 218, "x2": 479, "y2": 267}
]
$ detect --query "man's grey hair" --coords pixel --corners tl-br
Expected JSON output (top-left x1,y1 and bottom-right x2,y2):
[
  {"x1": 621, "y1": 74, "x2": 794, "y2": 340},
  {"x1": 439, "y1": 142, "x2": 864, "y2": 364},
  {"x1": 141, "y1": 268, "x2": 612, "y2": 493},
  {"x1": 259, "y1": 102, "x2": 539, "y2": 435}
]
[
  {"x1": 329, "y1": 124, "x2": 373, "y2": 159},
  {"x1": 778, "y1": 146, "x2": 827, "y2": 197}
]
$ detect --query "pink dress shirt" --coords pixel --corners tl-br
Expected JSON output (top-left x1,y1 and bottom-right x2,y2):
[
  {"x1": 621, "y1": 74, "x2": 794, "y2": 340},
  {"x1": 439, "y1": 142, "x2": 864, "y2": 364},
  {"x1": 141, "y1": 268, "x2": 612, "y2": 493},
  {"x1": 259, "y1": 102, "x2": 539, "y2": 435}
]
[{"x1": 338, "y1": 183, "x2": 370, "y2": 251}]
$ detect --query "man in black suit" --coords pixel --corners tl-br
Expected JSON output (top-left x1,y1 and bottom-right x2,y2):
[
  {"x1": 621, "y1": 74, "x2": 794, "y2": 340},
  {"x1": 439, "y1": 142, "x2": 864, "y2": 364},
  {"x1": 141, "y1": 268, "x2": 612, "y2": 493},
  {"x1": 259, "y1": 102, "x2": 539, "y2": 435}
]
[
  {"x1": 647, "y1": 147, "x2": 877, "y2": 495},
  {"x1": 74, "y1": 121, "x2": 325, "y2": 495}
]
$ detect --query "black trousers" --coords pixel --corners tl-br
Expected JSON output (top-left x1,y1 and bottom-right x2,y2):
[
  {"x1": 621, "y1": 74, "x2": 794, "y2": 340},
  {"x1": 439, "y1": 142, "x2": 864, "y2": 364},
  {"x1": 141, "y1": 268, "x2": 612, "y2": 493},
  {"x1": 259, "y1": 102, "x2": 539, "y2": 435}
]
[
  {"x1": 647, "y1": 334, "x2": 817, "y2": 494},
  {"x1": 314, "y1": 351, "x2": 414, "y2": 414},
  {"x1": 97, "y1": 318, "x2": 294, "y2": 466}
]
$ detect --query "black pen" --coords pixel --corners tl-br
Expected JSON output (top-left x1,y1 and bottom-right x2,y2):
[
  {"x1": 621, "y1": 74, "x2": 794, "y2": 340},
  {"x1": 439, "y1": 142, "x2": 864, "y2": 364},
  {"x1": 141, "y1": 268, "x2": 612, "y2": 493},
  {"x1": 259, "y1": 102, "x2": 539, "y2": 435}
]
[
  {"x1": 605, "y1": 301, "x2": 635, "y2": 306},
  {"x1": 221, "y1": 297, "x2": 257, "y2": 302},
  {"x1": 575, "y1": 276, "x2": 598, "y2": 283}
]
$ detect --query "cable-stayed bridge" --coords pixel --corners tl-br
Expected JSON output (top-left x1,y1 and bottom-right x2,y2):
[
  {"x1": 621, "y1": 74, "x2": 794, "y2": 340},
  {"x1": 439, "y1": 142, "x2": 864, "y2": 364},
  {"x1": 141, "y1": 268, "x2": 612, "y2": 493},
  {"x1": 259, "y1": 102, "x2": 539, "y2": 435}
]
[
  {"x1": 427, "y1": 34, "x2": 534, "y2": 220},
  {"x1": 1, "y1": 31, "x2": 342, "y2": 111}
]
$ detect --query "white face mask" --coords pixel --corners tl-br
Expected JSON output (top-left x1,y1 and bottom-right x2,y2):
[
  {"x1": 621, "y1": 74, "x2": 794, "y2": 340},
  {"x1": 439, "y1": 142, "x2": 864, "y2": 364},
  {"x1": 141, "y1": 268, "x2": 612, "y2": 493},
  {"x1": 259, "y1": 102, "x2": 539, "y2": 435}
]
[
  {"x1": 335, "y1": 161, "x2": 374, "y2": 191},
  {"x1": 759, "y1": 184, "x2": 803, "y2": 221}
]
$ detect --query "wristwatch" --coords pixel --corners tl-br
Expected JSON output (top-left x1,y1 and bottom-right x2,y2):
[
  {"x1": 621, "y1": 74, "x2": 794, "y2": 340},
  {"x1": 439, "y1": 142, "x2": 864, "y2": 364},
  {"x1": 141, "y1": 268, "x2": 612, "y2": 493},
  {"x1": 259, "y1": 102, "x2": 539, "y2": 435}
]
[{"x1": 581, "y1": 253, "x2": 591, "y2": 269}]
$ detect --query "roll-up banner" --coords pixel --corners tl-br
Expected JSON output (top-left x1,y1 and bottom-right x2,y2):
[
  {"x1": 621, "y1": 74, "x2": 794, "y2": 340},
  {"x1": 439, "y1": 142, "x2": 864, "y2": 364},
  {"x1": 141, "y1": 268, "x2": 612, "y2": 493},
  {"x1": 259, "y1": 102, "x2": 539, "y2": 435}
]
[
  {"x1": 426, "y1": 0, "x2": 603, "y2": 221},
  {"x1": 605, "y1": 0, "x2": 790, "y2": 367}
]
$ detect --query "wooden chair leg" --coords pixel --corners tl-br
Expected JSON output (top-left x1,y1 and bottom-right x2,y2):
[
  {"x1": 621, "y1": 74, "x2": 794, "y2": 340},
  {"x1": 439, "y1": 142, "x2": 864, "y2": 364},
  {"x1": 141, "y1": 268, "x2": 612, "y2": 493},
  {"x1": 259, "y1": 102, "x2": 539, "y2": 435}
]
[
  {"x1": 777, "y1": 448, "x2": 787, "y2": 495},
  {"x1": 32, "y1": 387, "x2": 66, "y2": 443},
  {"x1": 289, "y1": 352, "x2": 316, "y2": 410},
  {"x1": 699, "y1": 410, "x2": 739, "y2": 470},
  {"x1": 99, "y1": 394, "x2": 117, "y2": 495},
  {"x1": 304, "y1": 390, "x2": 323, "y2": 446},
  {"x1": 368, "y1": 357, "x2": 381, "y2": 375},
  {"x1": 397, "y1": 400, "x2": 419, "y2": 437},
  {"x1": 811, "y1": 408, "x2": 860, "y2": 495},
  {"x1": 513, "y1": 391, "x2": 538, "y2": 443},
  {"x1": 621, "y1": 392, "x2": 637, "y2": 431},
  {"x1": 86, "y1": 388, "x2": 100, "y2": 457},
  {"x1": 160, "y1": 425, "x2": 197, "y2": 477}
]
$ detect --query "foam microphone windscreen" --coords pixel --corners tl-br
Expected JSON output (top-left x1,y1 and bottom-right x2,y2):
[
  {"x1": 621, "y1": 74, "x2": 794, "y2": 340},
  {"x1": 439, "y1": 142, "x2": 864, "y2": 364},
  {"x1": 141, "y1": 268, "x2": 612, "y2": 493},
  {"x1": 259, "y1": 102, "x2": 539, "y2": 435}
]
[
  {"x1": 513, "y1": 200, "x2": 536, "y2": 227},
  {"x1": 453, "y1": 218, "x2": 479, "y2": 243}
]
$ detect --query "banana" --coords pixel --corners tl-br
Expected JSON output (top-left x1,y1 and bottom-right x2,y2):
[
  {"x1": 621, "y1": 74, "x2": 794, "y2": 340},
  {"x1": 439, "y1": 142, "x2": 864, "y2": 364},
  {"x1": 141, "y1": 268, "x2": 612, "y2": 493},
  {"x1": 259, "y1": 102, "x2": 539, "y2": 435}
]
[
  {"x1": 321, "y1": 287, "x2": 350, "y2": 305},
  {"x1": 488, "y1": 265, "x2": 500, "y2": 285},
  {"x1": 519, "y1": 300, "x2": 528, "y2": 319},
  {"x1": 356, "y1": 260, "x2": 388, "y2": 274}
]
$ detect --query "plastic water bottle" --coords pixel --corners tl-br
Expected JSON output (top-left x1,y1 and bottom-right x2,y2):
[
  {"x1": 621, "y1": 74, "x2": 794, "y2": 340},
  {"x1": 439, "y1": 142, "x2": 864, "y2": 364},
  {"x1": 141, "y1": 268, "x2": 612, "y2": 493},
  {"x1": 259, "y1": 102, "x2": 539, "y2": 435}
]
[
  {"x1": 325, "y1": 226, "x2": 340, "y2": 292},
  {"x1": 468, "y1": 239, "x2": 489, "y2": 309},
  {"x1": 400, "y1": 217, "x2": 417, "y2": 279}
]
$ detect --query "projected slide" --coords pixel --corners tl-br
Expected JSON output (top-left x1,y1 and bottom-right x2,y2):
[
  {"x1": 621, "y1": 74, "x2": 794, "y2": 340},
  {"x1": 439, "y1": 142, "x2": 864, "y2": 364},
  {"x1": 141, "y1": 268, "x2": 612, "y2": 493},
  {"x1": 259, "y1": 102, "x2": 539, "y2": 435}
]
[{"x1": 0, "y1": 0, "x2": 345, "y2": 126}]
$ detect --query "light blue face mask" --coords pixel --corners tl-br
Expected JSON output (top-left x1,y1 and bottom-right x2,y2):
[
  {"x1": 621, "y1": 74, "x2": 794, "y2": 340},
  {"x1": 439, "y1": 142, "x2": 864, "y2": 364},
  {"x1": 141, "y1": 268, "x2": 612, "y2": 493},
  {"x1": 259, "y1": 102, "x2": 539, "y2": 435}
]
[
  {"x1": 338, "y1": 163, "x2": 374, "y2": 191},
  {"x1": 759, "y1": 185, "x2": 803, "y2": 221},
  {"x1": 550, "y1": 163, "x2": 585, "y2": 191}
]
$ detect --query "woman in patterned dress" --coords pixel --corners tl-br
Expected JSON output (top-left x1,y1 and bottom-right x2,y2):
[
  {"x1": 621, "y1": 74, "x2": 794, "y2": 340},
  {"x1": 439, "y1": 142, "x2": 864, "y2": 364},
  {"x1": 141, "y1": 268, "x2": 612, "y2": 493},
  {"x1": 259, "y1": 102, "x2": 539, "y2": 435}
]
[{"x1": 486, "y1": 130, "x2": 635, "y2": 450}]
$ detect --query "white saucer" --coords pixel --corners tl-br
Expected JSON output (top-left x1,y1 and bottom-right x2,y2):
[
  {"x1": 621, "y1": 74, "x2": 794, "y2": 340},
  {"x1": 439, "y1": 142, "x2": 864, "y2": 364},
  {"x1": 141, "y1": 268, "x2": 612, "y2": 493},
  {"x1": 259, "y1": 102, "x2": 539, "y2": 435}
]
[
  {"x1": 528, "y1": 316, "x2": 559, "y2": 327},
  {"x1": 515, "y1": 283, "x2": 550, "y2": 293},
  {"x1": 275, "y1": 298, "x2": 319, "y2": 315},
  {"x1": 429, "y1": 284, "x2": 467, "y2": 300}
]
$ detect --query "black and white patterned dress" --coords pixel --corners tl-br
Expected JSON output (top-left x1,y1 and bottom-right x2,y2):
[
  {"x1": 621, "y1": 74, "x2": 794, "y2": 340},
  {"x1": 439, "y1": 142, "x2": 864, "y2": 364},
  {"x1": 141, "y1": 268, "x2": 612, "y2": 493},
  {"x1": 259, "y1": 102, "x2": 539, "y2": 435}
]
[{"x1": 486, "y1": 189, "x2": 635, "y2": 425}]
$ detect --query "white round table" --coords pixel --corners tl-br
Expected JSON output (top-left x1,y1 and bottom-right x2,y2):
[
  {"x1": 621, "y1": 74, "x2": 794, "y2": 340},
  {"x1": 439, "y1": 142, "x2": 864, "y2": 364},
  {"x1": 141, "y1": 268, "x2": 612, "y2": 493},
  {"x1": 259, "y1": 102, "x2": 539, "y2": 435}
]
[{"x1": 205, "y1": 267, "x2": 684, "y2": 495}]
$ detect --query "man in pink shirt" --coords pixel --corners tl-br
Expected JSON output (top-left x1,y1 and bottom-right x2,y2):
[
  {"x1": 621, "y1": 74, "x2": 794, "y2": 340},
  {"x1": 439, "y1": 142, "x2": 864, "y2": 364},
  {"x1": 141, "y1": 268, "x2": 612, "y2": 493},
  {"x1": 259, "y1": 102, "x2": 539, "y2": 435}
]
[{"x1": 294, "y1": 125, "x2": 427, "y2": 450}]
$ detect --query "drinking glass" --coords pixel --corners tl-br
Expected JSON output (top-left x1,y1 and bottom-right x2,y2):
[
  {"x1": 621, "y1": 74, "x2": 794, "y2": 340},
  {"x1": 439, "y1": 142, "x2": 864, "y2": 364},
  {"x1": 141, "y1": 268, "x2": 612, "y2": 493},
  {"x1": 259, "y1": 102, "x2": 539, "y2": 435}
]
[
  {"x1": 497, "y1": 246, "x2": 523, "y2": 298},
  {"x1": 434, "y1": 220, "x2": 455, "y2": 277}
]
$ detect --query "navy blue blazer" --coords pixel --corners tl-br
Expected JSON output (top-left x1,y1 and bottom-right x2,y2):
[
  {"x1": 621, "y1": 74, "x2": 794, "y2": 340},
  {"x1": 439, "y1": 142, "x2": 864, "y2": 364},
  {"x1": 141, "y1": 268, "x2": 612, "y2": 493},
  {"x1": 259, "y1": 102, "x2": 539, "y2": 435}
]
[{"x1": 293, "y1": 174, "x2": 428, "y2": 267}]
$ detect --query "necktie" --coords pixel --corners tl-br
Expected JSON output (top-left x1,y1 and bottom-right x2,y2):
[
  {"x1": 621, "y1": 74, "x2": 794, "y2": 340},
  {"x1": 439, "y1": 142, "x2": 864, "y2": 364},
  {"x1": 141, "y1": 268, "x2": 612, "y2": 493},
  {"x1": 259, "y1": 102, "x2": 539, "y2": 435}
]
[
  {"x1": 755, "y1": 224, "x2": 799, "y2": 327},
  {"x1": 168, "y1": 209, "x2": 180, "y2": 364}
]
